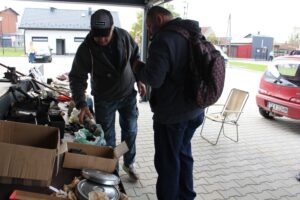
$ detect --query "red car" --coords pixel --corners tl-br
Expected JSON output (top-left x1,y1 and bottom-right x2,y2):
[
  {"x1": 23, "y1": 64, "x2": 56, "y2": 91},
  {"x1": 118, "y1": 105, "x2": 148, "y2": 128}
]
[{"x1": 256, "y1": 56, "x2": 300, "y2": 119}]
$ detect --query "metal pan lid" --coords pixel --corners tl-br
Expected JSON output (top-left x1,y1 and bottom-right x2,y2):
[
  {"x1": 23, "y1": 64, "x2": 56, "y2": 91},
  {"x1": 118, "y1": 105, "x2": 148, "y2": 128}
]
[
  {"x1": 76, "y1": 179, "x2": 120, "y2": 200},
  {"x1": 82, "y1": 168, "x2": 120, "y2": 186}
]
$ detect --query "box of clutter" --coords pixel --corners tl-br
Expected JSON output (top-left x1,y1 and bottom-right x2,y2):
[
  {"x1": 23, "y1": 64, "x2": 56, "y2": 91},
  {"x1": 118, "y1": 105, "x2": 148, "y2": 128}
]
[
  {"x1": 62, "y1": 142, "x2": 128, "y2": 173},
  {"x1": 0, "y1": 120, "x2": 60, "y2": 186}
]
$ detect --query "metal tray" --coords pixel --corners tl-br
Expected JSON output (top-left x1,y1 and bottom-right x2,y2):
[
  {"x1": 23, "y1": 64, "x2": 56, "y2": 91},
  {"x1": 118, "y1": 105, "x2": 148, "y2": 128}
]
[
  {"x1": 76, "y1": 179, "x2": 120, "y2": 200},
  {"x1": 82, "y1": 169, "x2": 120, "y2": 186}
]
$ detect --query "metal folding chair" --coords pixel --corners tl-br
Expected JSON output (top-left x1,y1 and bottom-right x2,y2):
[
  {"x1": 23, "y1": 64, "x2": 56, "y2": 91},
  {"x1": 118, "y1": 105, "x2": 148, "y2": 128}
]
[{"x1": 200, "y1": 88, "x2": 249, "y2": 145}]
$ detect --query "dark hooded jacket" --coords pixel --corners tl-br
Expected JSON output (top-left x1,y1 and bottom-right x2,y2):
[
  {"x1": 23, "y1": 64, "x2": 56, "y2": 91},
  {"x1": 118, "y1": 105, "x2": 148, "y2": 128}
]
[
  {"x1": 69, "y1": 27, "x2": 140, "y2": 109},
  {"x1": 136, "y1": 18, "x2": 204, "y2": 124}
]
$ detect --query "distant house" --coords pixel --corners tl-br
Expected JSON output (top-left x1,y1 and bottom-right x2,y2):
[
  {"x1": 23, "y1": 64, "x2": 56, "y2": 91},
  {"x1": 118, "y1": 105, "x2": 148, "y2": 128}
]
[
  {"x1": 229, "y1": 34, "x2": 274, "y2": 59},
  {"x1": 273, "y1": 43, "x2": 297, "y2": 57},
  {"x1": 19, "y1": 8, "x2": 121, "y2": 55},
  {"x1": 0, "y1": 7, "x2": 19, "y2": 34},
  {"x1": 0, "y1": 7, "x2": 20, "y2": 47}
]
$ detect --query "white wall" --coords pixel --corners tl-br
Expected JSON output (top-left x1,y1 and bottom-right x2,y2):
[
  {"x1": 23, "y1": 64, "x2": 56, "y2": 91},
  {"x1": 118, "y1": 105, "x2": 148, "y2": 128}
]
[{"x1": 24, "y1": 29, "x2": 89, "y2": 54}]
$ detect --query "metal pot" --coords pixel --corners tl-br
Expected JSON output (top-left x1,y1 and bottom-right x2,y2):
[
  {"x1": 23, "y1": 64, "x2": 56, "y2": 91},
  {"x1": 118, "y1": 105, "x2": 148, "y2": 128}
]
[
  {"x1": 76, "y1": 179, "x2": 120, "y2": 200},
  {"x1": 82, "y1": 168, "x2": 120, "y2": 186}
]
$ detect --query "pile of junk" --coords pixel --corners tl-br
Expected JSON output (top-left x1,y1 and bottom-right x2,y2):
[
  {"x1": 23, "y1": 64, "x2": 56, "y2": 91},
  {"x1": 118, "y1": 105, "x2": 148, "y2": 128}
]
[
  {"x1": 0, "y1": 62, "x2": 106, "y2": 145},
  {"x1": 0, "y1": 63, "x2": 129, "y2": 200}
]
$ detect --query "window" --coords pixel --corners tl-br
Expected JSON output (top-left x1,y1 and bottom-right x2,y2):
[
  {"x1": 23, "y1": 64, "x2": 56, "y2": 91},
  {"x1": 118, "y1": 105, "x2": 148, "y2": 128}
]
[
  {"x1": 74, "y1": 37, "x2": 84, "y2": 42},
  {"x1": 32, "y1": 37, "x2": 48, "y2": 42},
  {"x1": 277, "y1": 63, "x2": 299, "y2": 77}
]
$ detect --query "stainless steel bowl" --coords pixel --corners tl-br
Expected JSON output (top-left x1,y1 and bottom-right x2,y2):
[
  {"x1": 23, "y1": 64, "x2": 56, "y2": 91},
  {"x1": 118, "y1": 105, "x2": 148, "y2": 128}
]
[{"x1": 76, "y1": 179, "x2": 120, "y2": 200}]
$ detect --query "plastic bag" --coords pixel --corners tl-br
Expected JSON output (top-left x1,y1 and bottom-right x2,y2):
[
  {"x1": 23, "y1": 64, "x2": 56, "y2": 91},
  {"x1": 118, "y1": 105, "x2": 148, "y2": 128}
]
[{"x1": 74, "y1": 125, "x2": 106, "y2": 146}]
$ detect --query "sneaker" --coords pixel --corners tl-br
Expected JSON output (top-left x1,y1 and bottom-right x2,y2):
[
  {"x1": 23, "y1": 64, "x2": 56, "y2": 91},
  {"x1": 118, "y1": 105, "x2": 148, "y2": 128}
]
[{"x1": 123, "y1": 164, "x2": 139, "y2": 182}]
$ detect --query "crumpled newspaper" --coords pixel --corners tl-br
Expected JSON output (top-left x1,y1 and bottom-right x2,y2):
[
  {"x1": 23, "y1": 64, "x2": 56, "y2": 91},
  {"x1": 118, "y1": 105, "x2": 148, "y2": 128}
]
[{"x1": 88, "y1": 191, "x2": 109, "y2": 200}]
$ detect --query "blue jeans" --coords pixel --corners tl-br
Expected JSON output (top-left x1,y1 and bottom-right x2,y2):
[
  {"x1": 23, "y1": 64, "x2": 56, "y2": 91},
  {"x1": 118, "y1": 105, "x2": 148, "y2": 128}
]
[
  {"x1": 94, "y1": 90, "x2": 138, "y2": 166},
  {"x1": 28, "y1": 53, "x2": 35, "y2": 63},
  {"x1": 154, "y1": 112, "x2": 204, "y2": 200}
]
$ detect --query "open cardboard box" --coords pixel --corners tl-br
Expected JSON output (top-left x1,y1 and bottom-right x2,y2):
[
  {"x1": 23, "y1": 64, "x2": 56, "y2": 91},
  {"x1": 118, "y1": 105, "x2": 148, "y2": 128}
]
[
  {"x1": 0, "y1": 120, "x2": 60, "y2": 187},
  {"x1": 62, "y1": 142, "x2": 129, "y2": 173}
]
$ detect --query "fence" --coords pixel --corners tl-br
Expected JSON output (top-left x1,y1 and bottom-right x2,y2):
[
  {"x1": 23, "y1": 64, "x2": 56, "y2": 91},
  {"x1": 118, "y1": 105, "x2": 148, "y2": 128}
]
[
  {"x1": 0, "y1": 34, "x2": 24, "y2": 56},
  {"x1": 0, "y1": 33, "x2": 24, "y2": 48}
]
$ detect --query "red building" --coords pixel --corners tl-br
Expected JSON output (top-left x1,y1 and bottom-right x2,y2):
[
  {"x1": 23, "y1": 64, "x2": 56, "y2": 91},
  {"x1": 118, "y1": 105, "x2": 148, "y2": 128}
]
[
  {"x1": 0, "y1": 8, "x2": 19, "y2": 34},
  {"x1": 229, "y1": 38, "x2": 252, "y2": 58},
  {"x1": 229, "y1": 34, "x2": 274, "y2": 60}
]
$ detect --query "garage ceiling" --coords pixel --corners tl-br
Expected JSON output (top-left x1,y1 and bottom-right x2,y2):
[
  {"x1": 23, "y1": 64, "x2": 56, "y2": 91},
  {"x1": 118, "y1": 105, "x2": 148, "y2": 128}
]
[{"x1": 32, "y1": 0, "x2": 173, "y2": 7}]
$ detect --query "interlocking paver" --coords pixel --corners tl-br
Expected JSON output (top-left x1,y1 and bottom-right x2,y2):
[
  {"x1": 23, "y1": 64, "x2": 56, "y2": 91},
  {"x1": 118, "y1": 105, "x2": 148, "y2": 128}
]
[
  {"x1": 217, "y1": 188, "x2": 242, "y2": 199},
  {"x1": 201, "y1": 183, "x2": 224, "y2": 193},
  {"x1": 234, "y1": 185, "x2": 259, "y2": 195},
  {"x1": 234, "y1": 178, "x2": 258, "y2": 187},
  {"x1": 251, "y1": 190, "x2": 276, "y2": 200},
  {"x1": 134, "y1": 185, "x2": 155, "y2": 196},
  {"x1": 197, "y1": 191, "x2": 223, "y2": 200}
]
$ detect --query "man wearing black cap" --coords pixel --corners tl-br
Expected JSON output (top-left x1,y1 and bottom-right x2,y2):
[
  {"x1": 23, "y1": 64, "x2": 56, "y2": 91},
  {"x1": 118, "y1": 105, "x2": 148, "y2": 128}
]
[{"x1": 69, "y1": 9, "x2": 146, "y2": 182}]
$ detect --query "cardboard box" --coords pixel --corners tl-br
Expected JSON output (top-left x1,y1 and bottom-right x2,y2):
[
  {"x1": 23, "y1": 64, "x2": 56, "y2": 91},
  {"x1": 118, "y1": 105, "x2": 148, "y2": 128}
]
[
  {"x1": 10, "y1": 190, "x2": 65, "y2": 200},
  {"x1": 62, "y1": 142, "x2": 128, "y2": 173},
  {"x1": 0, "y1": 120, "x2": 60, "y2": 186}
]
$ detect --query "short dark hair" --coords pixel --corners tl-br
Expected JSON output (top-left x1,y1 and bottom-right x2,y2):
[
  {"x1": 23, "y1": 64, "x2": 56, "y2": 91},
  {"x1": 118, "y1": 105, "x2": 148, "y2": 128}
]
[{"x1": 147, "y1": 6, "x2": 173, "y2": 20}]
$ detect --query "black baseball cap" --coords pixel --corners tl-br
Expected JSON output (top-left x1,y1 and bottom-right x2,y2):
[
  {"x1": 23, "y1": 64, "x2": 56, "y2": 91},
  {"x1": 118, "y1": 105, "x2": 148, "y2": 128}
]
[{"x1": 90, "y1": 9, "x2": 114, "y2": 37}]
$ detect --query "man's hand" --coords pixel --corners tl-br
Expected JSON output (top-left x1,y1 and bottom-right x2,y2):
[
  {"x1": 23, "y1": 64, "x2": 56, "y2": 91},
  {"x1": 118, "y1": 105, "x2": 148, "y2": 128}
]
[
  {"x1": 79, "y1": 106, "x2": 93, "y2": 124},
  {"x1": 137, "y1": 81, "x2": 146, "y2": 97}
]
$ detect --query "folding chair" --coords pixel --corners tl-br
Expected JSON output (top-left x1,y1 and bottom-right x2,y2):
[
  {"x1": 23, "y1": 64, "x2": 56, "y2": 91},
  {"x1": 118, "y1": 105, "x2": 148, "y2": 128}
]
[{"x1": 200, "y1": 88, "x2": 249, "y2": 145}]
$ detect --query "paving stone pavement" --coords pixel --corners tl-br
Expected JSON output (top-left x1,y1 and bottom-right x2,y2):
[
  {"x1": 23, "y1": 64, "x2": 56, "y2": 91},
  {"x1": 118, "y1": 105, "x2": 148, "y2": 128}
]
[
  {"x1": 3, "y1": 57, "x2": 299, "y2": 199},
  {"x1": 116, "y1": 67, "x2": 300, "y2": 200}
]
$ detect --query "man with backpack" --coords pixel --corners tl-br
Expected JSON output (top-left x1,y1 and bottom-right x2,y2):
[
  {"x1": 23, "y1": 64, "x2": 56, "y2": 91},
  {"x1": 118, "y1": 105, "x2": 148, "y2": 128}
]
[{"x1": 133, "y1": 6, "x2": 207, "y2": 200}]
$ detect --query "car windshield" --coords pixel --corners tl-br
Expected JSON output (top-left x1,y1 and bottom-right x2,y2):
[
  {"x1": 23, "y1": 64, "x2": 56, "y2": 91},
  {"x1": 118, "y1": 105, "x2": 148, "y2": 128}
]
[{"x1": 38, "y1": 49, "x2": 50, "y2": 54}]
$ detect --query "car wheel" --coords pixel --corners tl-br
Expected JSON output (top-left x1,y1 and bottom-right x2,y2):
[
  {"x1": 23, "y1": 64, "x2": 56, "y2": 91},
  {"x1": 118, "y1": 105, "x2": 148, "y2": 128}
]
[{"x1": 259, "y1": 107, "x2": 274, "y2": 119}]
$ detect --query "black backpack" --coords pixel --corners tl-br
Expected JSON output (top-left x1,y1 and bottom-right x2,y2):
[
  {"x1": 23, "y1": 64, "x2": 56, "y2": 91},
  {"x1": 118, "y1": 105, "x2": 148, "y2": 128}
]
[{"x1": 165, "y1": 20, "x2": 226, "y2": 109}]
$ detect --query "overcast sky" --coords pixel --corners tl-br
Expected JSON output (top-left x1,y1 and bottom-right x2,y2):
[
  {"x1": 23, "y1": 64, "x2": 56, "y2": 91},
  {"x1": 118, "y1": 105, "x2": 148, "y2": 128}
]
[
  {"x1": 172, "y1": 0, "x2": 300, "y2": 43},
  {"x1": 0, "y1": 0, "x2": 142, "y2": 31},
  {"x1": 1, "y1": 0, "x2": 299, "y2": 43}
]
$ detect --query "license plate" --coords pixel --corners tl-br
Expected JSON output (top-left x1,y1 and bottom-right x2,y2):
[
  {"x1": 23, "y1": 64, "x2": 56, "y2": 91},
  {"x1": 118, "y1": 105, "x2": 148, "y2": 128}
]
[
  {"x1": 267, "y1": 102, "x2": 288, "y2": 113},
  {"x1": 35, "y1": 56, "x2": 42, "y2": 59}
]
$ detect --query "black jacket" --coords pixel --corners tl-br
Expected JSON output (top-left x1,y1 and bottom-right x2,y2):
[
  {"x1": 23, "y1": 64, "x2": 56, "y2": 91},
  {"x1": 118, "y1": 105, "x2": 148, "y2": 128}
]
[
  {"x1": 69, "y1": 27, "x2": 140, "y2": 108},
  {"x1": 136, "y1": 18, "x2": 203, "y2": 124}
]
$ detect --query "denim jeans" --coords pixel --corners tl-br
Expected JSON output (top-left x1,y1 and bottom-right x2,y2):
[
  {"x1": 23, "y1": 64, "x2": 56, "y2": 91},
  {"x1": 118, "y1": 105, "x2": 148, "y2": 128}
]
[
  {"x1": 154, "y1": 112, "x2": 204, "y2": 200},
  {"x1": 94, "y1": 90, "x2": 138, "y2": 166}
]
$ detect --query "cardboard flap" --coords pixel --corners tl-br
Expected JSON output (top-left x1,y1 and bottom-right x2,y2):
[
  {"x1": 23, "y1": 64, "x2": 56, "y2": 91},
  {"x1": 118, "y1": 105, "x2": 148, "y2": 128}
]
[
  {"x1": 0, "y1": 120, "x2": 59, "y2": 149},
  {"x1": 0, "y1": 143, "x2": 56, "y2": 181},
  {"x1": 10, "y1": 190, "x2": 65, "y2": 200},
  {"x1": 67, "y1": 142, "x2": 113, "y2": 157},
  {"x1": 57, "y1": 142, "x2": 68, "y2": 155},
  {"x1": 114, "y1": 142, "x2": 129, "y2": 159},
  {"x1": 63, "y1": 153, "x2": 116, "y2": 173}
]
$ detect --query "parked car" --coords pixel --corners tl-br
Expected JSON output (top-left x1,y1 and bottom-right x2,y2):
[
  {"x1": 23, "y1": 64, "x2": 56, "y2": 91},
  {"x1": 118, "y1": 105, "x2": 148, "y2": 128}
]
[
  {"x1": 214, "y1": 45, "x2": 228, "y2": 65},
  {"x1": 289, "y1": 50, "x2": 300, "y2": 56},
  {"x1": 33, "y1": 48, "x2": 52, "y2": 63},
  {"x1": 256, "y1": 56, "x2": 300, "y2": 119}
]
